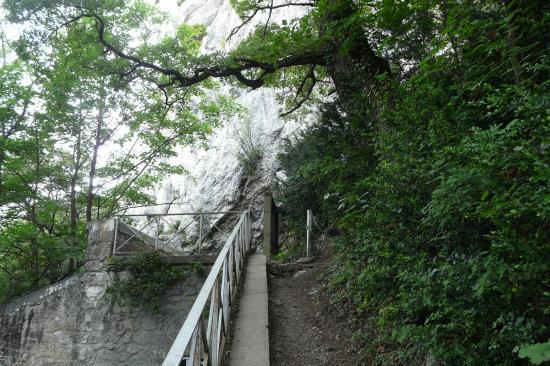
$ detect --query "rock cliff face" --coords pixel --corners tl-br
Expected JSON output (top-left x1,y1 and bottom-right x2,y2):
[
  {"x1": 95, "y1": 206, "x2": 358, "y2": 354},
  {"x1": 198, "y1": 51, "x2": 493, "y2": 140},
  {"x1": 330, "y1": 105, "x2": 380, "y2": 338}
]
[{"x1": 151, "y1": 0, "x2": 311, "y2": 224}]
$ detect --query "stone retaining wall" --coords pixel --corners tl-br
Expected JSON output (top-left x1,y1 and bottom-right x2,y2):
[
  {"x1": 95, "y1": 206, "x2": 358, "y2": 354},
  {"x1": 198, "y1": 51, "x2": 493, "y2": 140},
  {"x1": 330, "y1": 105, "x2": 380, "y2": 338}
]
[{"x1": 0, "y1": 219, "x2": 205, "y2": 366}]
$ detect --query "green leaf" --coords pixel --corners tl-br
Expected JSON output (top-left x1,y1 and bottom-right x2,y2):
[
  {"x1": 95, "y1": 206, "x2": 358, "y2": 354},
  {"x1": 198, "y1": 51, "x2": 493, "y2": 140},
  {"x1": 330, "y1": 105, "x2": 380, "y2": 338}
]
[{"x1": 517, "y1": 341, "x2": 550, "y2": 365}]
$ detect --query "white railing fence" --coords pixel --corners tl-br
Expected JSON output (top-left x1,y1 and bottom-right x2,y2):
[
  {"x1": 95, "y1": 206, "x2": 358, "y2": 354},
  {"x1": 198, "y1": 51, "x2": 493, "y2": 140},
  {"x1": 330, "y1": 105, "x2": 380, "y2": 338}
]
[
  {"x1": 112, "y1": 211, "x2": 241, "y2": 256},
  {"x1": 162, "y1": 210, "x2": 252, "y2": 366}
]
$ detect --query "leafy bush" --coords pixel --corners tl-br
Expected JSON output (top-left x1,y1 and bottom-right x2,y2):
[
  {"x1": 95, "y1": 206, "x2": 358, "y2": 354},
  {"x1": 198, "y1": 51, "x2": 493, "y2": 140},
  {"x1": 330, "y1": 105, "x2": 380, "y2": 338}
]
[
  {"x1": 238, "y1": 145, "x2": 264, "y2": 177},
  {"x1": 106, "y1": 251, "x2": 188, "y2": 312},
  {"x1": 277, "y1": 99, "x2": 376, "y2": 239},
  {"x1": 235, "y1": 117, "x2": 264, "y2": 177},
  {"x1": 277, "y1": 3, "x2": 549, "y2": 364},
  {"x1": 516, "y1": 341, "x2": 550, "y2": 365},
  {"x1": 0, "y1": 219, "x2": 87, "y2": 304}
]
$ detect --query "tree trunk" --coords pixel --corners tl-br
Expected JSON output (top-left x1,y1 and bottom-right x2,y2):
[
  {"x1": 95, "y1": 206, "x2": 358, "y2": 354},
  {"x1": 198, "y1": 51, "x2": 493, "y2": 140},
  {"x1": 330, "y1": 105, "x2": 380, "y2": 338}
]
[
  {"x1": 69, "y1": 127, "x2": 82, "y2": 273},
  {"x1": 30, "y1": 123, "x2": 41, "y2": 289},
  {"x1": 86, "y1": 87, "x2": 106, "y2": 222},
  {"x1": 0, "y1": 121, "x2": 6, "y2": 196},
  {"x1": 320, "y1": 0, "x2": 390, "y2": 103},
  {"x1": 0, "y1": 139, "x2": 4, "y2": 196}
]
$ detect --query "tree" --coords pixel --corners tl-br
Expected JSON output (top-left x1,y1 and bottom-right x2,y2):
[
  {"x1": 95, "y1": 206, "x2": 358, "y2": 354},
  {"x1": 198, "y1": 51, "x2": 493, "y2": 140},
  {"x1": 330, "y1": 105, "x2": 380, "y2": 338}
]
[
  {"x1": 4, "y1": 0, "x2": 547, "y2": 117},
  {"x1": 274, "y1": 1, "x2": 549, "y2": 365},
  {"x1": 1, "y1": 0, "x2": 393, "y2": 116},
  {"x1": 0, "y1": 1, "x2": 234, "y2": 301}
]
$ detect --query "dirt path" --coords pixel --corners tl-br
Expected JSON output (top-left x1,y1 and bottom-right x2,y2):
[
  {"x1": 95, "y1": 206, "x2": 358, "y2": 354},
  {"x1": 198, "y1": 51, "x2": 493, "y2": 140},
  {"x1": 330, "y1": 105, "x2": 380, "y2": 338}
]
[{"x1": 268, "y1": 258, "x2": 363, "y2": 366}]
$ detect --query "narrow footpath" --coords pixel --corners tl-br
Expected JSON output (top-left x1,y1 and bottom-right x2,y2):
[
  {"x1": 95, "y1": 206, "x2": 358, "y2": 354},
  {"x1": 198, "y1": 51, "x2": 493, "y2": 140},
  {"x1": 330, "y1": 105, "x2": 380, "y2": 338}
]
[{"x1": 268, "y1": 257, "x2": 363, "y2": 366}]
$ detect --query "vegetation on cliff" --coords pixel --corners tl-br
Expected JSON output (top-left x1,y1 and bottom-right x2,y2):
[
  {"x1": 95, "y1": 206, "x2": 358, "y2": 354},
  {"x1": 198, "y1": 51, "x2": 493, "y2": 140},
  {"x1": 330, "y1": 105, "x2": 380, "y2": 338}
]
[{"x1": 106, "y1": 251, "x2": 196, "y2": 312}]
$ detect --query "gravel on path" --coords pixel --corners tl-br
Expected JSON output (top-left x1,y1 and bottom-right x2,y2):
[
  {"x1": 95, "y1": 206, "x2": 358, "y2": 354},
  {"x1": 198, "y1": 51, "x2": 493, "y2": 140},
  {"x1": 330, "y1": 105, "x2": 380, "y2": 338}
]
[{"x1": 268, "y1": 258, "x2": 364, "y2": 366}]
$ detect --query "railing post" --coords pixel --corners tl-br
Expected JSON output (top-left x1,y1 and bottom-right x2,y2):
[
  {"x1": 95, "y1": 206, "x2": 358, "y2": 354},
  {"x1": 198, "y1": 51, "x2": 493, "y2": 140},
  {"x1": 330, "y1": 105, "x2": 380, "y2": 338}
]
[
  {"x1": 306, "y1": 210, "x2": 313, "y2": 257},
  {"x1": 249, "y1": 211, "x2": 252, "y2": 250},
  {"x1": 155, "y1": 216, "x2": 161, "y2": 250},
  {"x1": 263, "y1": 192, "x2": 278, "y2": 263},
  {"x1": 112, "y1": 217, "x2": 119, "y2": 255},
  {"x1": 273, "y1": 200, "x2": 278, "y2": 254},
  {"x1": 198, "y1": 214, "x2": 203, "y2": 255}
]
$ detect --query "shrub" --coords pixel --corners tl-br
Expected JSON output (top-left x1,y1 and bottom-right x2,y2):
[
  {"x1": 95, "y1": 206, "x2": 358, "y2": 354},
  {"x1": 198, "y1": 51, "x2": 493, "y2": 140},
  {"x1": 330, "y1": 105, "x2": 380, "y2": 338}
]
[
  {"x1": 106, "y1": 251, "x2": 188, "y2": 312},
  {"x1": 277, "y1": 19, "x2": 549, "y2": 366},
  {"x1": 235, "y1": 117, "x2": 264, "y2": 177}
]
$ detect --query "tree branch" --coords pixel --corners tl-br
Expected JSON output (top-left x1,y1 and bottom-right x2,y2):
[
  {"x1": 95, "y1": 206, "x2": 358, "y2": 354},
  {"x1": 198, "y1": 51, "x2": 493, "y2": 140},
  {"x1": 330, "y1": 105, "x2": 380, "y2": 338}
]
[
  {"x1": 280, "y1": 65, "x2": 317, "y2": 117},
  {"x1": 228, "y1": 1, "x2": 315, "y2": 41},
  {"x1": 61, "y1": 13, "x2": 328, "y2": 92},
  {"x1": 263, "y1": 0, "x2": 274, "y2": 39},
  {"x1": 5, "y1": 100, "x2": 30, "y2": 138}
]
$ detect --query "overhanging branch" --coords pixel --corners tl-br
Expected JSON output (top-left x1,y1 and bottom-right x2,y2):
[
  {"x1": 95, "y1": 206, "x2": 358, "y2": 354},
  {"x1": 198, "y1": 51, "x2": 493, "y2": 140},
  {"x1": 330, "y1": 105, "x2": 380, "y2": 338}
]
[
  {"x1": 280, "y1": 65, "x2": 317, "y2": 117},
  {"x1": 64, "y1": 13, "x2": 329, "y2": 91},
  {"x1": 227, "y1": 1, "x2": 315, "y2": 41}
]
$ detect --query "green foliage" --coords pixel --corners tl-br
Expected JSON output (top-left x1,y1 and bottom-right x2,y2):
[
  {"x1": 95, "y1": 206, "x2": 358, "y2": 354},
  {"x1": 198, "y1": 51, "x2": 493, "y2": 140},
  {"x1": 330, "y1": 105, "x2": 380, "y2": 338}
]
[
  {"x1": 0, "y1": 1, "x2": 238, "y2": 303},
  {"x1": 271, "y1": 250, "x2": 291, "y2": 264},
  {"x1": 277, "y1": 96, "x2": 376, "y2": 238},
  {"x1": 272, "y1": 235, "x2": 303, "y2": 263},
  {"x1": 235, "y1": 117, "x2": 264, "y2": 177},
  {"x1": 515, "y1": 341, "x2": 550, "y2": 365},
  {"x1": 0, "y1": 220, "x2": 86, "y2": 303},
  {"x1": 238, "y1": 145, "x2": 264, "y2": 177},
  {"x1": 106, "y1": 251, "x2": 188, "y2": 312},
  {"x1": 190, "y1": 260, "x2": 205, "y2": 277},
  {"x1": 278, "y1": 1, "x2": 550, "y2": 365}
]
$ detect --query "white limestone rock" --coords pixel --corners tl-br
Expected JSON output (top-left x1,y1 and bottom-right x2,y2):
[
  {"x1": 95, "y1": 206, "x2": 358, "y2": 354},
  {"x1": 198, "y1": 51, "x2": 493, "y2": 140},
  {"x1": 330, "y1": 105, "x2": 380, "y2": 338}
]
[{"x1": 151, "y1": 0, "x2": 313, "y2": 232}]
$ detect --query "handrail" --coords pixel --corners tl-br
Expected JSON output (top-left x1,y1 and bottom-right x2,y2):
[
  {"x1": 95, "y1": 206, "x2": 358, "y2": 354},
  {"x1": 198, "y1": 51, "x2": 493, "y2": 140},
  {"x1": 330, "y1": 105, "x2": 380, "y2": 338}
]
[
  {"x1": 162, "y1": 210, "x2": 251, "y2": 366},
  {"x1": 116, "y1": 211, "x2": 243, "y2": 217},
  {"x1": 112, "y1": 211, "x2": 242, "y2": 256}
]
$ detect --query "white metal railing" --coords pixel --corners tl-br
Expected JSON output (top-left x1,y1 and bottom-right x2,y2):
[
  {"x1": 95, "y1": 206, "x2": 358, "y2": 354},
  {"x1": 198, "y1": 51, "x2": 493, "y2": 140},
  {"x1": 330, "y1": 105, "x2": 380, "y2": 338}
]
[
  {"x1": 162, "y1": 210, "x2": 252, "y2": 366},
  {"x1": 305, "y1": 209, "x2": 323, "y2": 257},
  {"x1": 112, "y1": 211, "x2": 241, "y2": 256},
  {"x1": 306, "y1": 209, "x2": 313, "y2": 257}
]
